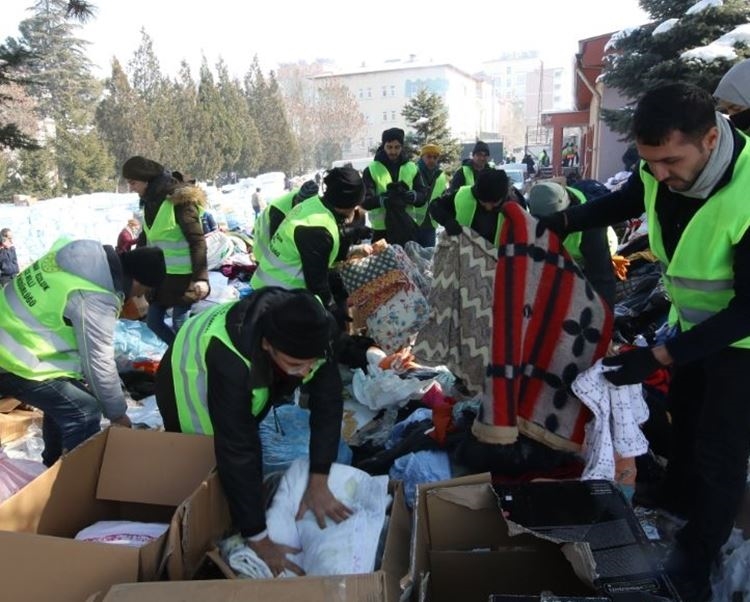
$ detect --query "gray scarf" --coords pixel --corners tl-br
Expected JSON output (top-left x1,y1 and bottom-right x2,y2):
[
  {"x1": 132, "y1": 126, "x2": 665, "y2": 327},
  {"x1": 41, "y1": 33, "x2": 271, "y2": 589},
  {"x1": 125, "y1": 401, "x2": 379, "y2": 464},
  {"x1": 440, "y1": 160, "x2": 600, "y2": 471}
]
[{"x1": 675, "y1": 113, "x2": 734, "y2": 199}]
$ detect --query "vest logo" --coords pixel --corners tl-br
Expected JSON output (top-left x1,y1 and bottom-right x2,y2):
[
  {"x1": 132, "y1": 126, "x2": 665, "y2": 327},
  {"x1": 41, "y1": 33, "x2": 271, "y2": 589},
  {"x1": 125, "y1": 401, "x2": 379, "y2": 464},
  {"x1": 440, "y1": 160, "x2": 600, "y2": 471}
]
[{"x1": 40, "y1": 255, "x2": 62, "y2": 273}]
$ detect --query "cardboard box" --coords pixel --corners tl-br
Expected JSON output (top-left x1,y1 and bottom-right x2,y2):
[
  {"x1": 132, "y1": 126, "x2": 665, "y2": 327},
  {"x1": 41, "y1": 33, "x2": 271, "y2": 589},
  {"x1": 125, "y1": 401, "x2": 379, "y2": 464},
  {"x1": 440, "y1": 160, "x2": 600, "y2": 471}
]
[
  {"x1": 89, "y1": 573, "x2": 390, "y2": 601},
  {"x1": 0, "y1": 427, "x2": 216, "y2": 602},
  {"x1": 410, "y1": 475, "x2": 680, "y2": 602},
  {"x1": 163, "y1": 471, "x2": 411, "y2": 601},
  {"x1": 0, "y1": 397, "x2": 43, "y2": 444},
  {"x1": 409, "y1": 473, "x2": 598, "y2": 602}
]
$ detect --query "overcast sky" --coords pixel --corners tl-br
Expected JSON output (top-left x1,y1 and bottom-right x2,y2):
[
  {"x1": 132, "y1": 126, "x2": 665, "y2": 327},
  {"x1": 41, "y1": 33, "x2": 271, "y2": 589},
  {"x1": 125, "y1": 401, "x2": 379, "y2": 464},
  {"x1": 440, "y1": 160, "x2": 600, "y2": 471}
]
[{"x1": 2, "y1": 1, "x2": 651, "y2": 77}]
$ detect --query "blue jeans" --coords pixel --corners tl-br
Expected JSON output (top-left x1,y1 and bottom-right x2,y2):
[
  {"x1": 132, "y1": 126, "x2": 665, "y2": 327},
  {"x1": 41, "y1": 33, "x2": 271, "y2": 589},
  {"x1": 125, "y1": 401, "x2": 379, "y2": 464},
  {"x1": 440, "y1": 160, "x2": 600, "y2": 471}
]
[
  {"x1": 0, "y1": 373, "x2": 102, "y2": 466},
  {"x1": 146, "y1": 302, "x2": 191, "y2": 345}
]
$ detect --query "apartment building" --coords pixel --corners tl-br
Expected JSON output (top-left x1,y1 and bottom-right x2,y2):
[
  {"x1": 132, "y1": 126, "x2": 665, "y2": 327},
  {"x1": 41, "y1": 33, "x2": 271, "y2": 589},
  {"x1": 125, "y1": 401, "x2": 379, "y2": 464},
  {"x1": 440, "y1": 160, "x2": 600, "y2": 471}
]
[{"x1": 312, "y1": 58, "x2": 498, "y2": 161}]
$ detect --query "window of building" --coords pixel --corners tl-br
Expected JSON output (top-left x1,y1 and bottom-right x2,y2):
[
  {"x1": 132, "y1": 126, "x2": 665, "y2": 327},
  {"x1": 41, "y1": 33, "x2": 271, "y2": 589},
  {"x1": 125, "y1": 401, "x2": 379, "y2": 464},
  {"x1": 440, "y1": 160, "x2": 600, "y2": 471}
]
[
  {"x1": 358, "y1": 88, "x2": 363, "y2": 98},
  {"x1": 391, "y1": 111, "x2": 396, "y2": 120},
  {"x1": 367, "y1": 88, "x2": 372, "y2": 98},
  {"x1": 383, "y1": 111, "x2": 388, "y2": 121},
  {"x1": 390, "y1": 85, "x2": 395, "y2": 96},
  {"x1": 382, "y1": 86, "x2": 387, "y2": 97}
]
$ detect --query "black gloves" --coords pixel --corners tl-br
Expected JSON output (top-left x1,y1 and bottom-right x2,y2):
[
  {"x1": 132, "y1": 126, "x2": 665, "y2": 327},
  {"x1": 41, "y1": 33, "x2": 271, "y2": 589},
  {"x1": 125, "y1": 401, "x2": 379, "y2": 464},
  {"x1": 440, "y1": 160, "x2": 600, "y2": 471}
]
[
  {"x1": 601, "y1": 347, "x2": 662, "y2": 386},
  {"x1": 534, "y1": 212, "x2": 568, "y2": 238},
  {"x1": 443, "y1": 219, "x2": 463, "y2": 236},
  {"x1": 327, "y1": 301, "x2": 352, "y2": 331}
]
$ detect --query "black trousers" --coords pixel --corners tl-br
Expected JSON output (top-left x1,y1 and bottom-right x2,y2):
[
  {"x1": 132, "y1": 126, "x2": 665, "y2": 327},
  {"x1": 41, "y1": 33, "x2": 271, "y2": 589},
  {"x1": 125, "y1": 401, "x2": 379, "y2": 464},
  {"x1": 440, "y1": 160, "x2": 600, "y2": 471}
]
[{"x1": 665, "y1": 346, "x2": 750, "y2": 583}]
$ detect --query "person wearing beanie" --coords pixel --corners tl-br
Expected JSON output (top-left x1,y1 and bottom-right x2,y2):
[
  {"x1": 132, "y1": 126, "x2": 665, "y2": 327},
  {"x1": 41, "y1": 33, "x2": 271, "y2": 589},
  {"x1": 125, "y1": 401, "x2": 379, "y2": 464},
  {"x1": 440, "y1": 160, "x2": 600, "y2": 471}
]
[
  {"x1": 528, "y1": 181, "x2": 616, "y2": 307},
  {"x1": 538, "y1": 83, "x2": 750, "y2": 601},
  {"x1": 447, "y1": 139, "x2": 493, "y2": 195},
  {"x1": 413, "y1": 143, "x2": 448, "y2": 247},
  {"x1": 155, "y1": 287, "x2": 349, "y2": 577},
  {"x1": 714, "y1": 58, "x2": 750, "y2": 134},
  {"x1": 362, "y1": 127, "x2": 428, "y2": 244},
  {"x1": 252, "y1": 179, "x2": 320, "y2": 263},
  {"x1": 0, "y1": 239, "x2": 166, "y2": 466},
  {"x1": 251, "y1": 167, "x2": 368, "y2": 328},
  {"x1": 431, "y1": 169, "x2": 516, "y2": 245},
  {"x1": 122, "y1": 156, "x2": 210, "y2": 345}
]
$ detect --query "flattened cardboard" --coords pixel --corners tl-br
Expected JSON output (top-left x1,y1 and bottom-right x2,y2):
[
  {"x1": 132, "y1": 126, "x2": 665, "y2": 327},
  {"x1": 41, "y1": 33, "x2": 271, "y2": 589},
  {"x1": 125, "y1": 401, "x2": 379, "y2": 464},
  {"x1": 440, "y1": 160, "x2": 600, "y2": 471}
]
[
  {"x1": 0, "y1": 406, "x2": 43, "y2": 444},
  {"x1": 94, "y1": 573, "x2": 388, "y2": 601},
  {"x1": 0, "y1": 396, "x2": 22, "y2": 413},
  {"x1": 0, "y1": 427, "x2": 216, "y2": 602}
]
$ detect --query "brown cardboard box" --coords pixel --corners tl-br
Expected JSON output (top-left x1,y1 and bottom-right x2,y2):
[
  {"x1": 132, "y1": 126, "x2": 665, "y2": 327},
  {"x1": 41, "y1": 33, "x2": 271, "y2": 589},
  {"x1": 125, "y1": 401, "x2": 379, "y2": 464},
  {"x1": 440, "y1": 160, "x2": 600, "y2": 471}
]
[
  {"x1": 0, "y1": 427, "x2": 216, "y2": 602},
  {"x1": 162, "y1": 472, "x2": 411, "y2": 602},
  {"x1": 89, "y1": 573, "x2": 389, "y2": 601},
  {"x1": 409, "y1": 473, "x2": 597, "y2": 602},
  {"x1": 0, "y1": 397, "x2": 43, "y2": 444}
]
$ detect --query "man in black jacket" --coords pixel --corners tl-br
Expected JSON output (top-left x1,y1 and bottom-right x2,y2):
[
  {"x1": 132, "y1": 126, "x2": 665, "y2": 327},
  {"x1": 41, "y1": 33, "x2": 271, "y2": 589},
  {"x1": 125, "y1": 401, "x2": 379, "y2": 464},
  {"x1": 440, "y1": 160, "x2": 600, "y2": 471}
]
[{"x1": 155, "y1": 287, "x2": 349, "y2": 577}]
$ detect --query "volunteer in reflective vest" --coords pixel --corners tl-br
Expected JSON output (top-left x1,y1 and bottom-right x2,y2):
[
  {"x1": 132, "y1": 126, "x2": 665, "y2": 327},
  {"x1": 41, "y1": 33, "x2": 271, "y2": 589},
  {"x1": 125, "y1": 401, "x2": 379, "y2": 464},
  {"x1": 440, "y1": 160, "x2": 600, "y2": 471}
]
[
  {"x1": 528, "y1": 181, "x2": 616, "y2": 307},
  {"x1": 155, "y1": 287, "x2": 350, "y2": 577},
  {"x1": 0, "y1": 239, "x2": 166, "y2": 466},
  {"x1": 536, "y1": 83, "x2": 750, "y2": 601},
  {"x1": 250, "y1": 167, "x2": 365, "y2": 323},
  {"x1": 122, "y1": 156, "x2": 210, "y2": 345},
  {"x1": 447, "y1": 140, "x2": 493, "y2": 194},
  {"x1": 362, "y1": 127, "x2": 426, "y2": 243},
  {"x1": 430, "y1": 169, "x2": 511, "y2": 245},
  {"x1": 414, "y1": 143, "x2": 448, "y2": 248},
  {"x1": 252, "y1": 180, "x2": 319, "y2": 263}
]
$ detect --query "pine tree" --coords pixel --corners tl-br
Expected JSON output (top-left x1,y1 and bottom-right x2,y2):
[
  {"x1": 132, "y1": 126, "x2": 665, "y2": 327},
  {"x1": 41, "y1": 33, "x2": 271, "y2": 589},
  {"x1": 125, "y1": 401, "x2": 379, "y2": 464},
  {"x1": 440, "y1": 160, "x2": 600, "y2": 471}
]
[
  {"x1": 57, "y1": 127, "x2": 114, "y2": 194},
  {"x1": 401, "y1": 89, "x2": 461, "y2": 164},
  {"x1": 601, "y1": 0, "x2": 750, "y2": 134},
  {"x1": 16, "y1": 144, "x2": 58, "y2": 198}
]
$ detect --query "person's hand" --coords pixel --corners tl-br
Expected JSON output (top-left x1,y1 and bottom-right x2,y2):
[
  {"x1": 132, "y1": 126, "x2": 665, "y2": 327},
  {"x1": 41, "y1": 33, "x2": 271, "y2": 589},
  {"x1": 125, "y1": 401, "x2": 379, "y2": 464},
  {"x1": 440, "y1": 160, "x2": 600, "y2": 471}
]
[
  {"x1": 111, "y1": 414, "x2": 132, "y2": 428},
  {"x1": 247, "y1": 535, "x2": 304, "y2": 577},
  {"x1": 443, "y1": 219, "x2": 463, "y2": 236},
  {"x1": 534, "y1": 212, "x2": 567, "y2": 238},
  {"x1": 402, "y1": 190, "x2": 417, "y2": 205},
  {"x1": 601, "y1": 347, "x2": 662, "y2": 386},
  {"x1": 296, "y1": 473, "x2": 353, "y2": 529},
  {"x1": 192, "y1": 280, "x2": 210, "y2": 300}
]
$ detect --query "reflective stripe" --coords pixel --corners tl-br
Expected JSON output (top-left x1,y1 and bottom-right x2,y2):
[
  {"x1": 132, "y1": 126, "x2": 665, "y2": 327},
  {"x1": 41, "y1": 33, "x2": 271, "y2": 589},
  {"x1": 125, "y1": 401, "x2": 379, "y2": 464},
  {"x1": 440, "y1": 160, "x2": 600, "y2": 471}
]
[
  {"x1": 4, "y1": 286, "x2": 72, "y2": 351},
  {"x1": 164, "y1": 254, "x2": 191, "y2": 269},
  {"x1": 0, "y1": 330, "x2": 80, "y2": 375},
  {"x1": 157, "y1": 240, "x2": 188, "y2": 251},
  {"x1": 666, "y1": 275, "x2": 734, "y2": 292},
  {"x1": 174, "y1": 314, "x2": 213, "y2": 434},
  {"x1": 679, "y1": 306, "x2": 716, "y2": 324},
  {"x1": 251, "y1": 265, "x2": 296, "y2": 289}
]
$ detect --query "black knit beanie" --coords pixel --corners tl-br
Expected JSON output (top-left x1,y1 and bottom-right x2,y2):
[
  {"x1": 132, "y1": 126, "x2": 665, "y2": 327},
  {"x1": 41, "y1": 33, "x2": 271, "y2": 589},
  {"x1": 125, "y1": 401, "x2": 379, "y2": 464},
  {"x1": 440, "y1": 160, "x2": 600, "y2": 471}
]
[
  {"x1": 297, "y1": 180, "x2": 319, "y2": 201},
  {"x1": 263, "y1": 292, "x2": 331, "y2": 358},
  {"x1": 119, "y1": 247, "x2": 167, "y2": 288},
  {"x1": 323, "y1": 166, "x2": 365, "y2": 209},
  {"x1": 472, "y1": 169, "x2": 509, "y2": 204},
  {"x1": 122, "y1": 156, "x2": 165, "y2": 183},
  {"x1": 472, "y1": 140, "x2": 490, "y2": 155},
  {"x1": 381, "y1": 127, "x2": 405, "y2": 145}
]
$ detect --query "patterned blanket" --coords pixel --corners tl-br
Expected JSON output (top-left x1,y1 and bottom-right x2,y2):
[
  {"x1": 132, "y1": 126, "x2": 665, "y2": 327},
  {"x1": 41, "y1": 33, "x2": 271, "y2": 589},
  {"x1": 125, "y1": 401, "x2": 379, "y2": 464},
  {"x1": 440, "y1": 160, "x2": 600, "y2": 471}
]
[{"x1": 415, "y1": 203, "x2": 613, "y2": 452}]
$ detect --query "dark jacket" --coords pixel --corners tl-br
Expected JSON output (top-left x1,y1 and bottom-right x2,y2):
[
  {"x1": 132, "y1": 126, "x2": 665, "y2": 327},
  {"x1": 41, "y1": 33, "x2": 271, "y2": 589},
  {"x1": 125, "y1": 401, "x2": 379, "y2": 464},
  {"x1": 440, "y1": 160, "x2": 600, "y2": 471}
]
[
  {"x1": 447, "y1": 159, "x2": 491, "y2": 194},
  {"x1": 0, "y1": 245, "x2": 19, "y2": 285},
  {"x1": 565, "y1": 125, "x2": 750, "y2": 364},
  {"x1": 430, "y1": 187, "x2": 506, "y2": 244},
  {"x1": 155, "y1": 287, "x2": 343, "y2": 538},
  {"x1": 138, "y1": 174, "x2": 209, "y2": 307},
  {"x1": 731, "y1": 108, "x2": 750, "y2": 135}
]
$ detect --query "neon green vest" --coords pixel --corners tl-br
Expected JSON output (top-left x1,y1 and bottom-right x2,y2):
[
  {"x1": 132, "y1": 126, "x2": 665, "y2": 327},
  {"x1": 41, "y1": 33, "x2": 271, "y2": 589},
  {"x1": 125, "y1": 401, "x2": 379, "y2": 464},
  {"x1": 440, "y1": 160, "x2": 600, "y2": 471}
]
[
  {"x1": 250, "y1": 196, "x2": 340, "y2": 291},
  {"x1": 143, "y1": 200, "x2": 202, "y2": 275},
  {"x1": 562, "y1": 187, "x2": 586, "y2": 263},
  {"x1": 454, "y1": 185, "x2": 504, "y2": 246},
  {"x1": 171, "y1": 301, "x2": 325, "y2": 434},
  {"x1": 367, "y1": 161, "x2": 419, "y2": 230},
  {"x1": 462, "y1": 165, "x2": 476, "y2": 187},
  {"x1": 424, "y1": 171, "x2": 448, "y2": 228},
  {"x1": 642, "y1": 134, "x2": 750, "y2": 347},
  {"x1": 0, "y1": 239, "x2": 115, "y2": 381},
  {"x1": 253, "y1": 189, "x2": 299, "y2": 262}
]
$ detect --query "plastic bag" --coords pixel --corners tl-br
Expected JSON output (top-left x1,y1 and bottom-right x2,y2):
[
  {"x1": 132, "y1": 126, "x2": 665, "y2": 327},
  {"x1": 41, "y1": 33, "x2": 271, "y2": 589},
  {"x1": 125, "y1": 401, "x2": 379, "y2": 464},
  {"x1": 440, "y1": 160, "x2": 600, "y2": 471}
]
[
  {"x1": 0, "y1": 450, "x2": 46, "y2": 502},
  {"x1": 114, "y1": 319, "x2": 168, "y2": 373},
  {"x1": 351, "y1": 365, "x2": 435, "y2": 411}
]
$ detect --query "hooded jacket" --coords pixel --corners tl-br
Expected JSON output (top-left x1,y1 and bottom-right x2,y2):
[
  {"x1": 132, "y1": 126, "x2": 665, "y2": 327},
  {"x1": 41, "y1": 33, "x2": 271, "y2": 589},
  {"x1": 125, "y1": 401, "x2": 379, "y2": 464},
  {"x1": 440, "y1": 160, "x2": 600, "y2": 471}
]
[{"x1": 154, "y1": 287, "x2": 342, "y2": 538}]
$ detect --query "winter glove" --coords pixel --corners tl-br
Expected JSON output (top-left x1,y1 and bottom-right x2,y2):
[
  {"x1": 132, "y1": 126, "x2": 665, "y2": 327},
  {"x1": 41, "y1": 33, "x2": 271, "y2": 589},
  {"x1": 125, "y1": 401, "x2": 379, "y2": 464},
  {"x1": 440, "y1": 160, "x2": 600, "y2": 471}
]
[
  {"x1": 443, "y1": 219, "x2": 463, "y2": 236},
  {"x1": 601, "y1": 347, "x2": 662, "y2": 386},
  {"x1": 327, "y1": 301, "x2": 352, "y2": 331},
  {"x1": 378, "y1": 193, "x2": 390, "y2": 208},
  {"x1": 402, "y1": 190, "x2": 418, "y2": 205},
  {"x1": 534, "y1": 212, "x2": 568, "y2": 238},
  {"x1": 341, "y1": 225, "x2": 373, "y2": 244},
  {"x1": 386, "y1": 181, "x2": 409, "y2": 195}
]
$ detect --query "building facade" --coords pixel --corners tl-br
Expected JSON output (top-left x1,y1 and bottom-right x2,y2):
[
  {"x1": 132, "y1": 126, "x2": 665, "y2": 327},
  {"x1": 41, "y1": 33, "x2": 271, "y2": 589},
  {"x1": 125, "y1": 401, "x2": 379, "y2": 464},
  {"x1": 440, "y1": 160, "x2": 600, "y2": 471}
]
[{"x1": 312, "y1": 59, "x2": 498, "y2": 161}]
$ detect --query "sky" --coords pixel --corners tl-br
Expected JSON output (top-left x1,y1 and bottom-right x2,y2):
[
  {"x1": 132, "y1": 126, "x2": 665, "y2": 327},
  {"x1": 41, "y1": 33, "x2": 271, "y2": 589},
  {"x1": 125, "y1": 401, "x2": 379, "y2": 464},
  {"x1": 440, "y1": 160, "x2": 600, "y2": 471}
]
[{"x1": 1, "y1": 0, "x2": 651, "y2": 78}]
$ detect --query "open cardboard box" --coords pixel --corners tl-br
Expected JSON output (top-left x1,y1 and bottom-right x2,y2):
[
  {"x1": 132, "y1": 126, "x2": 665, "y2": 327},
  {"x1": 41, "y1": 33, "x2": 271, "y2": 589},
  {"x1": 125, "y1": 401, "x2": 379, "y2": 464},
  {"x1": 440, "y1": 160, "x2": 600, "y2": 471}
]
[
  {"x1": 0, "y1": 427, "x2": 216, "y2": 602},
  {"x1": 155, "y1": 470, "x2": 412, "y2": 601},
  {"x1": 0, "y1": 396, "x2": 43, "y2": 444},
  {"x1": 409, "y1": 473, "x2": 600, "y2": 602}
]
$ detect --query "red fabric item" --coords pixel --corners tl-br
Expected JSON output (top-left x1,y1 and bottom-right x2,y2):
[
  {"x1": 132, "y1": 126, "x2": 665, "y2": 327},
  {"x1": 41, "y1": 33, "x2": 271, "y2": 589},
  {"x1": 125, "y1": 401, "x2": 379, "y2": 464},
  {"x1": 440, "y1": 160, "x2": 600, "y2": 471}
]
[{"x1": 619, "y1": 344, "x2": 671, "y2": 394}]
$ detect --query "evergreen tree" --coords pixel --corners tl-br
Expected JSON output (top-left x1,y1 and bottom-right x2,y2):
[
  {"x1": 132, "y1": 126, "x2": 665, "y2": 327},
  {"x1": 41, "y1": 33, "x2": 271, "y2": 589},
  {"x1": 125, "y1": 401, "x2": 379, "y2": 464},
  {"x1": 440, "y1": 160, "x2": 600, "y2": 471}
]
[
  {"x1": 601, "y1": 0, "x2": 750, "y2": 134},
  {"x1": 158, "y1": 61, "x2": 198, "y2": 174},
  {"x1": 193, "y1": 58, "x2": 229, "y2": 181},
  {"x1": 56, "y1": 127, "x2": 114, "y2": 194},
  {"x1": 401, "y1": 88, "x2": 461, "y2": 163},
  {"x1": 244, "y1": 56, "x2": 298, "y2": 174},
  {"x1": 16, "y1": 144, "x2": 58, "y2": 198}
]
